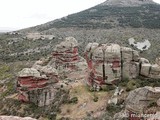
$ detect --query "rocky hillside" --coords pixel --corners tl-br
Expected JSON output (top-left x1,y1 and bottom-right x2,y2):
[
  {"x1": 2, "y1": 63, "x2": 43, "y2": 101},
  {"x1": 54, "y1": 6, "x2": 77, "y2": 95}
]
[
  {"x1": 0, "y1": 0, "x2": 160, "y2": 63},
  {"x1": 24, "y1": 0, "x2": 159, "y2": 31},
  {"x1": 0, "y1": 1, "x2": 160, "y2": 119},
  {"x1": 19, "y1": 0, "x2": 160, "y2": 61}
]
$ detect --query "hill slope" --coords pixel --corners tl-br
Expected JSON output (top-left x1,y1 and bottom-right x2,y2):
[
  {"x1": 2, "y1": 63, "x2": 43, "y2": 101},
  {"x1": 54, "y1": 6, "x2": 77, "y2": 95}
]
[
  {"x1": 1, "y1": 0, "x2": 160, "y2": 62},
  {"x1": 20, "y1": 0, "x2": 160, "y2": 61},
  {"x1": 24, "y1": 0, "x2": 160, "y2": 31}
]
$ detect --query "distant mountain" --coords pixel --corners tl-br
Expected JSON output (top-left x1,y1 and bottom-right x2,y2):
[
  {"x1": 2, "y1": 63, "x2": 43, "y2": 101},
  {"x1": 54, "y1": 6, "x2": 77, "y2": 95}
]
[
  {"x1": 23, "y1": 0, "x2": 159, "y2": 32},
  {"x1": 1, "y1": 0, "x2": 160, "y2": 62}
]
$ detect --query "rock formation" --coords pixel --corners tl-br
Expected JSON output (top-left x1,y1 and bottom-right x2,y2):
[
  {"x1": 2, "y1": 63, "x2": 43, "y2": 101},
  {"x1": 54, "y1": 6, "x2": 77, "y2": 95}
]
[
  {"x1": 17, "y1": 36, "x2": 86, "y2": 106},
  {"x1": 17, "y1": 66, "x2": 64, "y2": 106},
  {"x1": 125, "y1": 86, "x2": 160, "y2": 113},
  {"x1": 52, "y1": 37, "x2": 80, "y2": 71},
  {"x1": 140, "y1": 58, "x2": 160, "y2": 79},
  {"x1": 84, "y1": 42, "x2": 160, "y2": 90},
  {"x1": 125, "y1": 86, "x2": 160, "y2": 120}
]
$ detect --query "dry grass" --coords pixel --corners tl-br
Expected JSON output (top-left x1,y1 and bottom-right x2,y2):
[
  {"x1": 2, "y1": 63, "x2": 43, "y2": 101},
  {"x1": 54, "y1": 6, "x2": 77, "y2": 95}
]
[{"x1": 57, "y1": 81, "x2": 111, "y2": 119}]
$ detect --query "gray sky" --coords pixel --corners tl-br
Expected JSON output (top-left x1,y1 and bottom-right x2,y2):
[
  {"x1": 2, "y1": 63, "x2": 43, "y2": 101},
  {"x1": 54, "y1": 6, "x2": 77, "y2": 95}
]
[{"x1": 0, "y1": 0, "x2": 159, "y2": 31}]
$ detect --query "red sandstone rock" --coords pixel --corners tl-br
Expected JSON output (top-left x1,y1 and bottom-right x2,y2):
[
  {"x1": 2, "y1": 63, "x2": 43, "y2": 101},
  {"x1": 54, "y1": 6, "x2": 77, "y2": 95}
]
[{"x1": 85, "y1": 42, "x2": 160, "y2": 90}]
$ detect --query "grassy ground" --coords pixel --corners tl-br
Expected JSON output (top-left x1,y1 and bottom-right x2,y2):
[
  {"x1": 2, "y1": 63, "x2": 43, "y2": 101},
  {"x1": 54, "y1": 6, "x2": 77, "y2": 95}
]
[{"x1": 57, "y1": 81, "x2": 112, "y2": 120}]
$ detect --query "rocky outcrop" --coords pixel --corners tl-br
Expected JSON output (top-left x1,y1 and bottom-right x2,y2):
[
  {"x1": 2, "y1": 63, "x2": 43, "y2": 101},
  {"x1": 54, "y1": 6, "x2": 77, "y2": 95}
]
[
  {"x1": 85, "y1": 43, "x2": 122, "y2": 89},
  {"x1": 113, "y1": 87, "x2": 160, "y2": 120},
  {"x1": 84, "y1": 43, "x2": 136, "y2": 88},
  {"x1": 17, "y1": 66, "x2": 65, "y2": 107},
  {"x1": 52, "y1": 37, "x2": 80, "y2": 71},
  {"x1": 49, "y1": 36, "x2": 87, "y2": 80},
  {"x1": 140, "y1": 58, "x2": 160, "y2": 79},
  {"x1": 125, "y1": 86, "x2": 160, "y2": 113},
  {"x1": 84, "y1": 42, "x2": 160, "y2": 89},
  {"x1": 17, "y1": 36, "x2": 86, "y2": 106}
]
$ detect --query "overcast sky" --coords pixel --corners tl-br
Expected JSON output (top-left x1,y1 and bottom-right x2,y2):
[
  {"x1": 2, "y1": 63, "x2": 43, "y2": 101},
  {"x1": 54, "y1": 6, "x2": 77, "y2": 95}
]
[
  {"x1": 0, "y1": 0, "x2": 106, "y2": 31},
  {"x1": 0, "y1": 0, "x2": 159, "y2": 31}
]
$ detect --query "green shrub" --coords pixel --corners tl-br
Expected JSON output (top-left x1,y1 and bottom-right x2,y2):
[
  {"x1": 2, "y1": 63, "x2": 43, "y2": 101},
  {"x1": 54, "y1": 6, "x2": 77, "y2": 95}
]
[
  {"x1": 126, "y1": 80, "x2": 140, "y2": 91},
  {"x1": 106, "y1": 103, "x2": 121, "y2": 115},
  {"x1": 147, "y1": 101, "x2": 157, "y2": 108},
  {"x1": 93, "y1": 96, "x2": 98, "y2": 102},
  {"x1": 102, "y1": 85, "x2": 116, "y2": 91},
  {"x1": 68, "y1": 97, "x2": 78, "y2": 104},
  {"x1": 119, "y1": 78, "x2": 129, "y2": 87}
]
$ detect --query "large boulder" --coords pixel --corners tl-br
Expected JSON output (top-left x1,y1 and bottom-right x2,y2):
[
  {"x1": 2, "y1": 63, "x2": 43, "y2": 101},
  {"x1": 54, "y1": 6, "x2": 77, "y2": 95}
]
[
  {"x1": 18, "y1": 68, "x2": 41, "y2": 78},
  {"x1": 125, "y1": 86, "x2": 160, "y2": 113},
  {"x1": 17, "y1": 36, "x2": 88, "y2": 107},
  {"x1": 85, "y1": 42, "x2": 142, "y2": 89},
  {"x1": 53, "y1": 36, "x2": 78, "y2": 52},
  {"x1": 140, "y1": 63, "x2": 160, "y2": 78}
]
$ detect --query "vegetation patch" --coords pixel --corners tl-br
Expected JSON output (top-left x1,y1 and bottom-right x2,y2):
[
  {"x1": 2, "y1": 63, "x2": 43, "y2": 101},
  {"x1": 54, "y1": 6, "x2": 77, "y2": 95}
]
[
  {"x1": 119, "y1": 77, "x2": 160, "y2": 92},
  {"x1": 0, "y1": 64, "x2": 13, "y2": 80},
  {"x1": 106, "y1": 103, "x2": 122, "y2": 115}
]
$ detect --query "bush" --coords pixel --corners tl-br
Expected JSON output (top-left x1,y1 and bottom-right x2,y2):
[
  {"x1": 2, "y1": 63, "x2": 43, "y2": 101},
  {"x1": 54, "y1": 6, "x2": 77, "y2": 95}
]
[
  {"x1": 119, "y1": 77, "x2": 130, "y2": 87},
  {"x1": 68, "y1": 97, "x2": 78, "y2": 104},
  {"x1": 102, "y1": 84, "x2": 116, "y2": 91},
  {"x1": 106, "y1": 103, "x2": 121, "y2": 115},
  {"x1": 93, "y1": 96, "x2": 98, "y2": 102},
  {"x1": 147, "y1": 101, "x2": 158, "y2": 109},
  {"x1": 138, "y1": 78, "x2": 160, "y2": 87}
]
